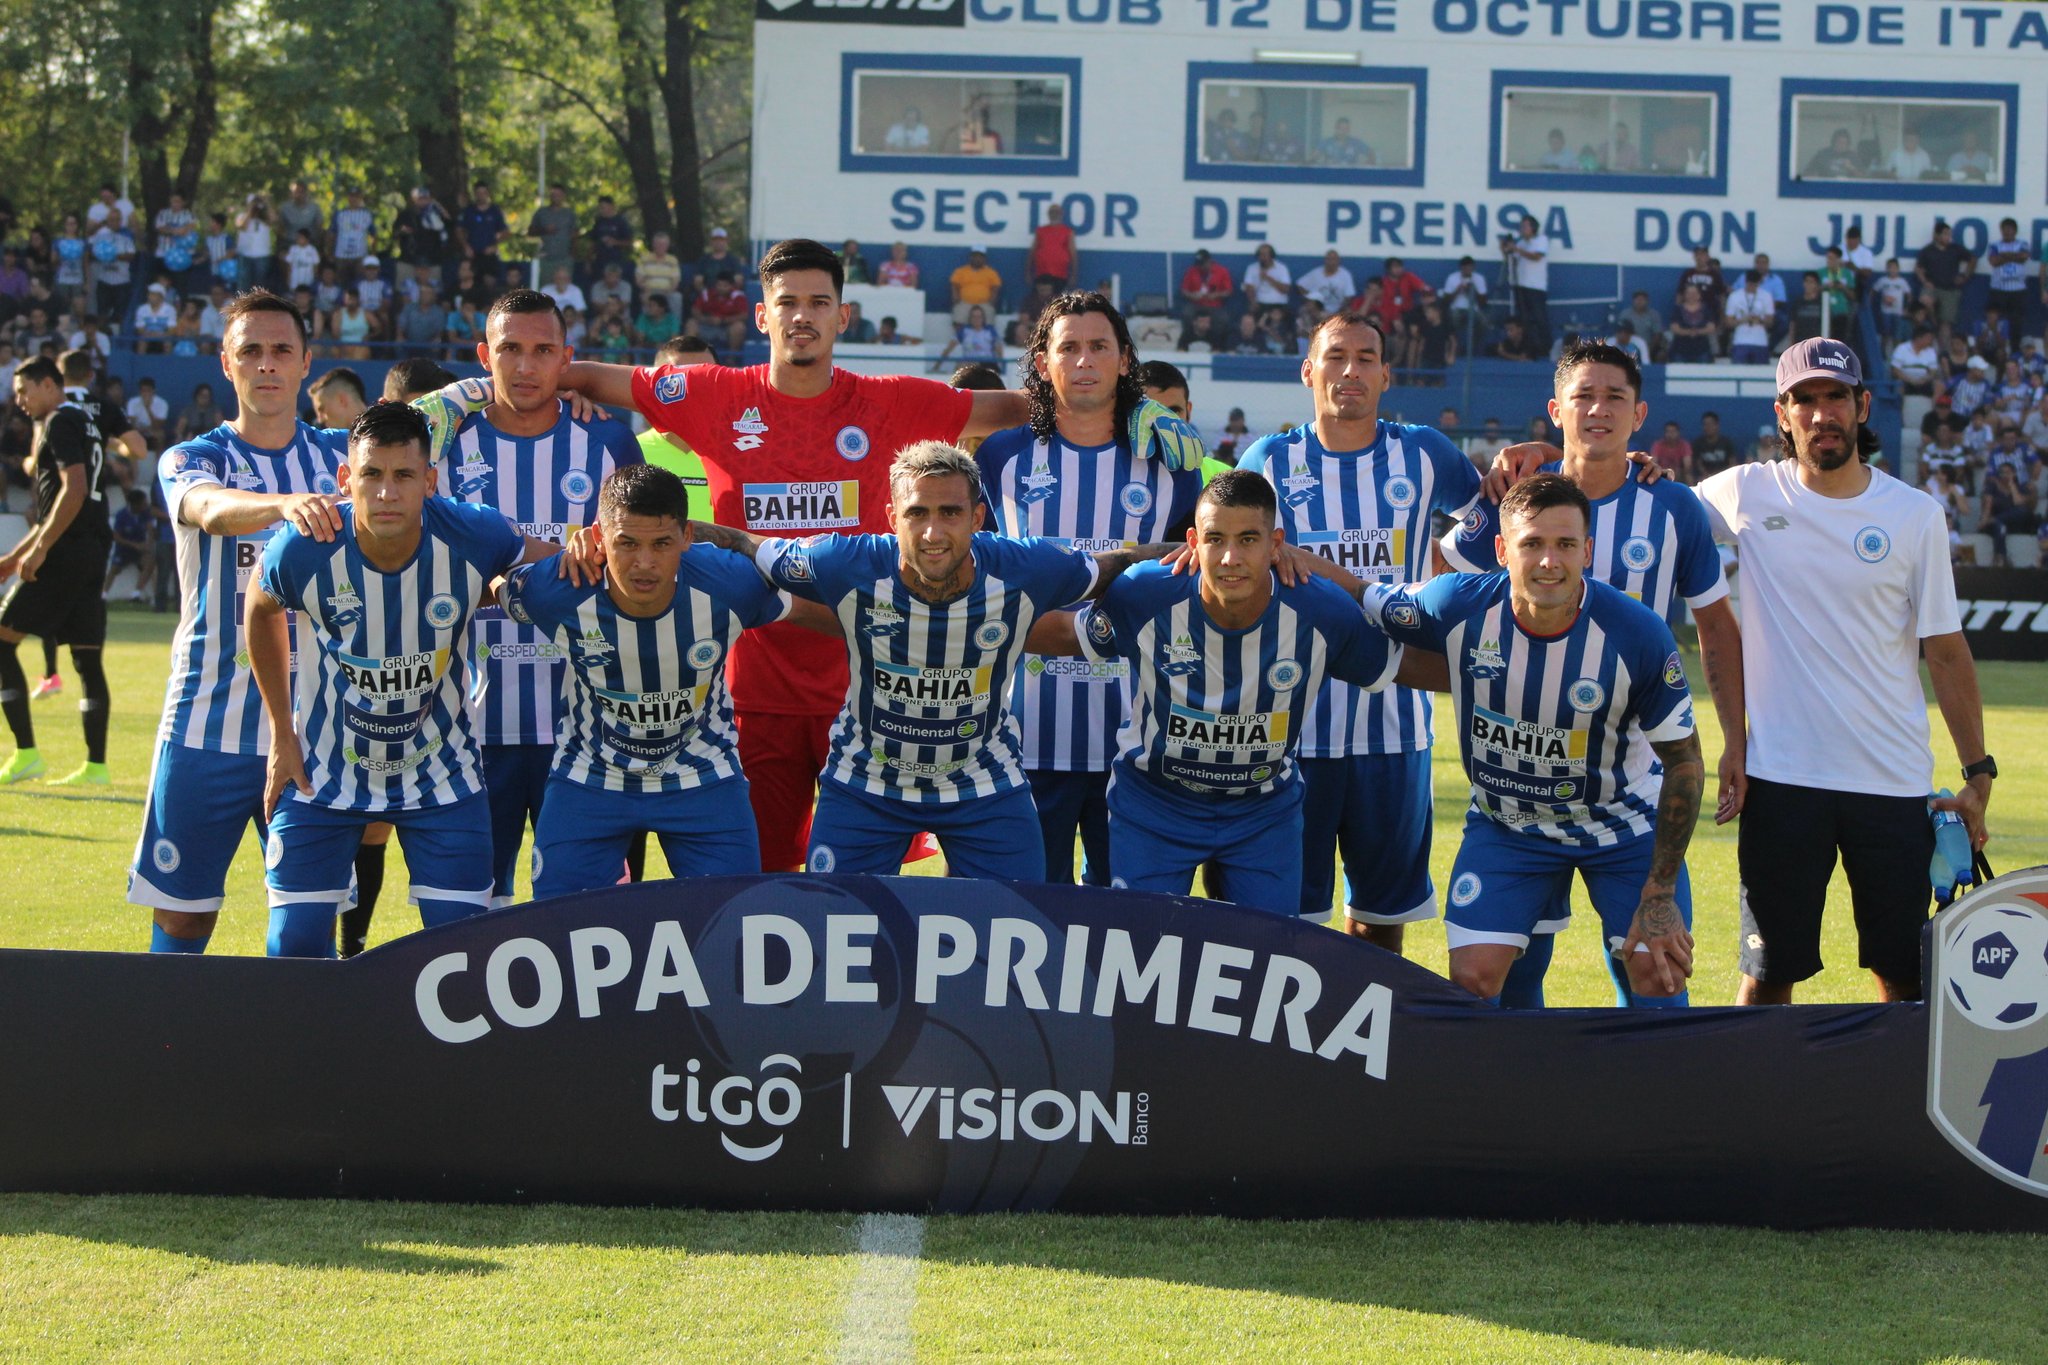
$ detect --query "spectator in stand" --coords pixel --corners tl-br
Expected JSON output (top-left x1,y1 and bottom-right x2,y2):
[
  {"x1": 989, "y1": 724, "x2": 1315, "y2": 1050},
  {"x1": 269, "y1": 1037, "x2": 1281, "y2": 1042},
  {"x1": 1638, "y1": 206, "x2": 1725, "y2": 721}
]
[
  {"x1": 284, "y1": 229, "x2": 320, "y2": 293},
  {"x1": 541, "y1": 263, "x2": 587, "y2": 316},
  {"x1": 1818, "y1": 246, "x2": 1857, "y2": 328},
  {"x1": 1988, "y1": 423, "x2": 2040, "y2": 481},
  {"x1": 396, "y1": 282, "x2": 449, "y2": 357},
  {"x1": 1676, "y1": 245, "x2": 1726, "y2": 328},
  {"x1": 393, "y1": 186, "x2": 453, "y2": 285},
  {"x1": 1948, "y1": 355, "x2": 1992, "y2": 419},
  {"x1": 635, "y1": 232, "x2": 682, "y2": 319},
  {"x1": 1946, "y1": 128, "x2": 1995, "y2": 181},
  {"x1": 1295, "y1": 251, "x2": 1353, "y2": 316},
  {"x1": 86, "y1": 182, "x2": 134, "y2": 229},
  {"x1": 132, "y1": 283, "x2": 174, "y2": 354},
  {"x1": 1887, "y1": 128, "x2": 1932, "y2": 181},
  {"x1": 1220, "y1": 310, "x2": 1275, "y2": 356},
  {"x1": 1176, "y1": 310, "x2": 1221, "y2": 353},
  {"x1": 458, "y1": 181, "x2": 509, "y2": 287},
  {"x1": 693, "y1": 227, "x2": 742, "y2": 295},
  {"x1": 329, "y1": 187, "x2": 375, "y2": 283},
  {"x1": 1008, "y1": 276, "x2": 1058, "y2": 349},
  {"x1": 836, "y1": 238, "x2": 872, "y2": 286},
  {"x1": 1974, "y1": 306, "x2": 2011, "y2": 367},
  {"x1": 949, "y1": 244, "x2": 1001, "y2": 326},
  {"x1": 1213, "y1": 407, "x2": 1250, "y2": 464},
  {"x1": 587, "y1": 312, "x2": 630, "y2": 362},
  {"x1": 877, "y1": 240, "x2": 919, "y2": 289},
  {"x1": 1916, "y1": 221, "x2": 1974, "y2": 328},
  {"x1": 1804, "y1": 127, "x2": 1861, "y2": 178},
  {"x1": 275, "y1": 181, "x2": 323, "y2": 254},
  {"x1": 525, "y1": 184, "x2": 578, "y2": 288},
  {"x1": 1959, "y1": 403, "x2": 1997, "y2": 469},
  {"x1": 171, "y1": 381, "x2": 218, "y2": 443},
  {"x1": 330, "y1": 287, "x2": 374, "y2": 360},
  {"x1": 841, "y1": 300, "x2": 876, "y2": 344},
  {"x1": 1925, "y1": 464, "x2": 1969, "y2": 560},
  {"x1": 1749, "y1": 251, "x2": 1787, "y2": 330},
  {"x1": 88, "y1": 210, "x2": 136, "y2": 323},
  {"x1": 2024, "y1": 389, "x2": 2048, "y2": 453},
  {"x1": 874, "y1": 315, "x2": 914, "y2": 346},
  {"x1": 1724, "y1": 270, "x2": 1776, "y2": 364},
  {"x1": 53, "y1": 214, "x2": 87, "y2": 312},
  {"x1": 1608, "y1": 319, "x2": 1650, "y2": 367},
  {"x1": 588, "y1": 261, "x2": 633, "y2": 318},
  {"x1": 1503, "y1": 214, "x2": 1550, "y2": 349},
  {"x1": 151, "y1": 192, "x2": 199, "y2": 290},
  {"x1": 1256, "y1": 304, "x2": 1294, "y2": 355},
  {"x1": 1259, "y1": 117, "x2": 1304, "y2": 164},
  {"x1": 1649, "y1": 421, "x2": 1697, "y2": 482},
  {"x1": 1693, "y1": 410, "x2": 1739, "y2": 478},
  {"x1": 585, "y1": 196, "x2": 634, "y2": 281},
  {"x1": 1494, "y1": 315, "x2": 1542, "y2": 361},
  {"x1": 1537, "y1": 127, "x2": 1577, "y2": 170},
  {"x1": 1027, "y1": 205, "x2": 1078, "y2": 287},
  {"x1": 1373, "y1": 256, "x2": 1432, "y2": 334},
  {"x1": 1841, "y1": 225, "x2": 1877, "y2": 289},
  {"x1": 1666, "y1": 284, "x2": 1717, "y2": 362},
  {"x1": 1179, "y1": 248, "x2": 1232, "y2": 321},
  {"x1": 67, "y1": 314, "x2": 111, "y2": 363},
  {"x1": 1618, "y1": 290, "x2": 1665, "y2": 360},
  {"x1": 684, "y1": 273, "x2": 744, "y2": 354},
  {"x1": 1924, "y1": 413, "x2": 1969, "y2": 490},
  {"x1": 1979, "y1": 461, "x2": 2037, "y2": 567},
  {"x1": 354, "y1": 255, "x2": 390, "y2": 316},
  {"x1": 1783, "y1": 272, "x2": 1830, "y2": 345},
  {"x1": 1986, "y1": 217, "x2": 2029, "y2": 329},
  {"x1": 125, "y1": 376, "x2": 168, "y2": 447},
  {"x1": 234, "y1": 194, "x2": 274, "y2": 291},
  {"x1": 313, "y1": 262, "x2": 343, "y2": 319},
  {"x1": 203, "y1": 212, "x2": 234, "y2": 291},
  {"x1": 1751, "y1": 423, "x2": 1783, "y2": 463},
  {"x1": 1241, "y1": 243, "x2": 1292, "y2": 314},
  {"x1": 1441, "y1": 255, "x2": 1488, "y2": 332},
  {"x1": 1872, "y1": 258, "x2": 1913, "y2": 345},
  {"x1": 1316, "y1": 116, "x2": 1374, "y2": 166},
  {"x1": 934, "y1": 303, "x2": 999, "y2": 369},
  {"x1": 1406, "y1": 298, "x2": 1457, "y2": 378}
]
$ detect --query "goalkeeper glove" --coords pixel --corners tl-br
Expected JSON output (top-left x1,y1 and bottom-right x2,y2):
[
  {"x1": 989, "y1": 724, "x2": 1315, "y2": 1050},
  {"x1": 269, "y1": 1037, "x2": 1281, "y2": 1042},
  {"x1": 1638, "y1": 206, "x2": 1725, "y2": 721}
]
[
  {"x1": 1127, "y1": 397, "x2": 1207, "y2": 473},
  {"x1": 412, "y1": 376, "x2": 494, "y2": 469}
]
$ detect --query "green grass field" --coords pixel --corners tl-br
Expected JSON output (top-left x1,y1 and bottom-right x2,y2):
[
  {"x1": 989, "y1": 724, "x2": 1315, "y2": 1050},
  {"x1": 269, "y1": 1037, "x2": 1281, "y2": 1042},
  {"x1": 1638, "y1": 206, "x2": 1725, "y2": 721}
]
[{"x1": 1, "y1": 609, "x2": 2044, "y2": 1362}]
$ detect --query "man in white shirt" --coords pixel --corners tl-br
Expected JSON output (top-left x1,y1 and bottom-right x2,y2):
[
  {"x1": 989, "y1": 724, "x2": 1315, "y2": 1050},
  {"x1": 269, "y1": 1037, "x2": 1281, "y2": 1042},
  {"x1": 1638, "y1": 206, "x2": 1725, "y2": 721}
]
[
  {"x1": 1694, "y1": 338, "x2": 1993, "y2": 1006},
  {"x1": 541, "y1": 264, "x2": 587, "y2": 315},
  {"x1": 1886, "y1": 129, "x2": 1931, "y2": 181},
  {"x1": 1724, "y1": 271, "x2": 1776, "y2": 365},
  {"x1": 1986, "y1": 216, "x2": 2029, "y2": 322},
  {"x1": 132, "y1": 283, "x2": 176, "y2": 352},
  {"x1": 1502, "y1": 214, "x2": 1550, "y2": 350},
  {"x1": 1300, "y1": 250, "x2": 1355, "y2": 314}
]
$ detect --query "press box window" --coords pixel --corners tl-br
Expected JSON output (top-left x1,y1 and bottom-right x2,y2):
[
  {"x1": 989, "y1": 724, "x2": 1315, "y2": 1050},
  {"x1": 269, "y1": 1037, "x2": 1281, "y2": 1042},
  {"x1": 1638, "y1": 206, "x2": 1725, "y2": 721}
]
[
  {"x1": 850, "y1": 71, "x2": 1070, "y2": 161},
  {"x1": 1789, "y1": 95, "x2": 2004, "y2": 186},
  {"x1": 1499, "y1": 86, "x2": 1716, "y2": 178},
  {"x1": 1195, "y1": 79, "x2": 1415, "y2": 173}
]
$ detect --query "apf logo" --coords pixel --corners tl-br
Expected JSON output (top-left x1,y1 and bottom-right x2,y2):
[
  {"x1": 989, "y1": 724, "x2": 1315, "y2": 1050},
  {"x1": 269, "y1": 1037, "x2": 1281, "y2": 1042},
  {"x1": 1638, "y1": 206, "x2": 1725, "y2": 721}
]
[
  {"x1": 649, "y1": 1055, "x2": 803, "y2": 1162},
  {"x1": 882, "y1": 1082, "x2": 1145, "y2": 1146}
]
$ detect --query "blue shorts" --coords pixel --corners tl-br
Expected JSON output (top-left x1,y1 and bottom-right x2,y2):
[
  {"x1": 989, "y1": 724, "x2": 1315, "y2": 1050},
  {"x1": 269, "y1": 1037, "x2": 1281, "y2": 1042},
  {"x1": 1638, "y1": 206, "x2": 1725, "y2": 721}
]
[
  {"x1": 1445, "y1": 808, "x2": 1692, "y2": 952},
  {"x1": 1298, "y1": 750, "x2": 1436, "y2": 925},
  {"x1": 1025, "y1": 767, "x2": 1110, "y2": 886},
  {"x1": 533, "y1": 775, "x2": 760, "y2": 901},
  {"x1": 807, "y1": 781, "x2": 1043, "y2": 882},
  {"x1": 482, "y1": 743, "x2": 554, "y2": 907},
  {"x1": 128, "y1": 742, "x2": 267, "y2": 914},
  {"x1": 1108, "y1": 769, "x2": 1307, "y2": 918},
  {"x1": 264, "y1": 791, "x2": 493, "y2": 957}
]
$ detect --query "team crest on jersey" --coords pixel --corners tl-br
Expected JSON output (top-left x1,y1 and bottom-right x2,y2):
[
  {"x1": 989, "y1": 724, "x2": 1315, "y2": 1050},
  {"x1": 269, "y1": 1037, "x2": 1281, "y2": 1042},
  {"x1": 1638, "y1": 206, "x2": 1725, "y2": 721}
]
[
  {"x1": 1267, "y1": 658, "x2": 1304, "y2": 690},
  {"x1": 324, "y1": 580, "x2": 363, "y2": 629},
  {"x1": 559, "y1": 468, "x2": 596, "y2": 502},
  {"x1": 1663, "y1": 651, "x2": 1686, "y2": 689},
  {"x1": 1086, "y1": 609, "x2": 1117, "y2": 649},
  {"x1": 1280, "y1": 469, "x2": 1320, "y2": 508},
  {"x1": 151, "y1": 838, "x2": 181, "y2": 874},
  {"x1": 1567, "y1": 678, "x2": 1607, "y2": 712},
  {"x1": 264, "y1": 832, "x2": 285, "y2": 870},
  {"x1": 1467, "y1": 638, "x2": 1506, "y2": 679},
  {"x1": 572, "y1": 628, "x2": 615, "y2": 664},
  {"x1": 863, "y1": 603, "x2": 903, "y2": 636},
  {"x1": 974, "y1": 620, "x2": 1011, "y2": 650},
  {"x1": 314, "y1": 473, "x2": 338, "y2": 495},
  {"x1": 1382, "y1": 476, "x2": 1417, "y2": 511},
  {"x1": 1019, "y1": 462, "x2": 1057, "y2": 505},
  {"x1": 454, "y1": 456, "x2": 493, "y2": 499},
  {"x1": 809, "y1": 845, "x2": 837, "y2": 874},
  {"x1": 1159, "y1": 633, "x2": 1202, "y2": 676},
  {"x1": 1620, "y1": 536, "x2": 1657, "y2": 572},
  {"x1": 1853, "y1": 525, "x2": 1891, "y2": 563},
  {"x1": 655, "y1": 371, "x2": 688, "y2": 404},
  {"x1": 424, "y1": 594, "x2": 462, "y2": 630},
  {"x1": 1119, "y1": 482, "x2": 1154, "y2": 516},
  {"x1": 732, "y1": 407, "x2": 769, "y2": 452},
  {"x1": 834, "y1": 425, "x2": 871, "y2": 462},
  {"x1": 1450, "y1": 872, "x2": 1482, "y2": 907},
  {"x1": 687, "y1": 639, "x2": 723, "y2": 670}
]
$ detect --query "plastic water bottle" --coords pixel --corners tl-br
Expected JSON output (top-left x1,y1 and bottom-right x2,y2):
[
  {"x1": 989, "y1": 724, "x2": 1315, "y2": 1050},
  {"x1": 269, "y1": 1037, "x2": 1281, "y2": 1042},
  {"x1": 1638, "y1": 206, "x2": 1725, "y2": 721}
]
[{"x1": 1929, "y1": 789, "x2": 1973, "y2": 904}]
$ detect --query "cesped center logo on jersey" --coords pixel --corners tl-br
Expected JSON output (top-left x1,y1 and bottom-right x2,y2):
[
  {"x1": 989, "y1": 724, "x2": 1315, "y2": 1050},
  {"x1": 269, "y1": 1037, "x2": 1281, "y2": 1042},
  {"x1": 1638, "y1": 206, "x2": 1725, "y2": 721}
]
[
  {"x1": 1928, "y1": 869, "x2": 2048, "y2": 1197},
  {"x1": 411, "y1": 906, "x2": 1396, "y2": 1162}
]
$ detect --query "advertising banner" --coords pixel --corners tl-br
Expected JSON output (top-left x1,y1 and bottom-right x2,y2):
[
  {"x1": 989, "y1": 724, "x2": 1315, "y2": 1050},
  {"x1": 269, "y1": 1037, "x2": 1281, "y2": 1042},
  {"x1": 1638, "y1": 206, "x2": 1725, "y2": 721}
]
[{"x1": 1953, "y1": 568, "x2": 2048, "y2": 663}]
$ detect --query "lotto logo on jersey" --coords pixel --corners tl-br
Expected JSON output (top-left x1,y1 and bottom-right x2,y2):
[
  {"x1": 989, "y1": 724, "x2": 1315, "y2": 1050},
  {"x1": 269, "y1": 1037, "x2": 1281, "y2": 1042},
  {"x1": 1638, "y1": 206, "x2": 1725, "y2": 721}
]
[
  {"x1": 337, "y1": 648, "x2": 449, "y2": 701},
  {"x1": 1470, "y1": 704, "x2": 1586, "y2": 767},
  {"x1": 1295, "y1": 528, "x2": 1407, "y2": 575},
  {"x1": 593, "y1": 683, "x2": 710, "y2": 727},
  {"x1": 1166, "y1": 701, "x2": 1288, "y2": 751},
  {"x1": 1018, "y1": 464, "x2": 1057, "y2": 505},
  {"x1": 744, "y1": 480, "x2": 859, "y2": 530},
  {"x1": 872, "y1": 660, "x2": 992, "y2": 706},
  {"x1": 454, "y1": 458, "x2": 494, "y2": 499},
  {"x1": 863, "y1": 603, "x2": 903, "y2": 636},
  {"x1": 324, "y1": 581, "x2": 364, "y2": 629},
  {"x1": 732, "y1": 407, "x2": 770, "y2": 452},
  {"x1": 1158, "y1": 634, "x2": 1202, "y2": 677}
]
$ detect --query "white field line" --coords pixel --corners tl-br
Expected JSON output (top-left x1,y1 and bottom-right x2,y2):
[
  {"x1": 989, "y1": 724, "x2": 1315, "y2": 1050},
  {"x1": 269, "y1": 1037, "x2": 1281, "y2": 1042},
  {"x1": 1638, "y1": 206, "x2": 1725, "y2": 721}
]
[{"x1": 832, "y1": 1212, "x2": 927, "y2": 1364}]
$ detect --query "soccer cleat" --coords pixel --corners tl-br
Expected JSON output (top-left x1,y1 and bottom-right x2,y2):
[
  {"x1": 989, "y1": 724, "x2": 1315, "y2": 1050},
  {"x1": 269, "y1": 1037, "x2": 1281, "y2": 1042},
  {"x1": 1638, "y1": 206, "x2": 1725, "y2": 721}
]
[
  {"x1": 30, "y1": 674, "x2": 61, "y2": 701},
  {"x1": 48, "y1": 761, "x2": 110, "y2": 787},
  {"x1": 0, "y1": 750, "x2": 45, "y2": 785}
]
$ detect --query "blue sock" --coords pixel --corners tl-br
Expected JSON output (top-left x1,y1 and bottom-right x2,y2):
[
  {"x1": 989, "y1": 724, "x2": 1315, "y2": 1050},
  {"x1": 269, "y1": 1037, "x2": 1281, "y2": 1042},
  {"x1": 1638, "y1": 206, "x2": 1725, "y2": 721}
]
[
  {"x1": 150, "y1": 923, "x2": 210, "y2": 954},
  {"x1": 1497, "y1": 934, "x2": 1554, "y2": 1010},
  {"x1": 267, "y1": 904, "x2": 338, "y2": 959}
]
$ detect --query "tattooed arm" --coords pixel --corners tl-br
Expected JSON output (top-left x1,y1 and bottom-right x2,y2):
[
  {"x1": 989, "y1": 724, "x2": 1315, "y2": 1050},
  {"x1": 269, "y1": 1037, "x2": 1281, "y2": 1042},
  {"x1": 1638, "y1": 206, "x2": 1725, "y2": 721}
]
[
  {"x1": 1692, "y1": 598, "x2": 1746, "y2": 825},
  {"x1": 1621, "y1": 731, "x2": 1705, "y2": 997},
  {"x1": 689, "y1": 520, "x2": 763, "y2": 558},
  {"x1": 1083, "y1": 542, "x2": 1182, "y2": 599}
]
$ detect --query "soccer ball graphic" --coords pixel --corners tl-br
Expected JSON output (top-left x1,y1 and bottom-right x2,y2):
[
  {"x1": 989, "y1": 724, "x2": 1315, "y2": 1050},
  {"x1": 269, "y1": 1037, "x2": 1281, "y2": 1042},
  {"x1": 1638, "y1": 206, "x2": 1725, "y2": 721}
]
[{"x1": 1944, "y1": 905, "x2": 2048, "y2": 1031}]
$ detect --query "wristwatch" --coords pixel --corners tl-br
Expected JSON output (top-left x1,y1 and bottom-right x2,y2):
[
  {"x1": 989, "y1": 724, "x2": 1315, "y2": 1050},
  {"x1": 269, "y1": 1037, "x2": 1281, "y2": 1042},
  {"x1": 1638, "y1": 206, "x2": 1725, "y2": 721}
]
[{"x1": 1962, "y1": 755, "x2": 1998, "y2": 782}]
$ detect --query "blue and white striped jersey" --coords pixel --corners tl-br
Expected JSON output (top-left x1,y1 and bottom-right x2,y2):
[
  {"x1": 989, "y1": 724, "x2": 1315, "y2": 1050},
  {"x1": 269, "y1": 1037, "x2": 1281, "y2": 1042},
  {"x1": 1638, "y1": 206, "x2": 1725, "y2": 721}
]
[
  {"x1": 755, "y1": 532, "x2": 1098, "y2": 804},
  {"x1": 258, "y1": 498, "x2": 527, "y2": 812},
  {"x1": 157, "y1": 421, "x2": 346, "y2": 755},
  {"x1": 437, "y1": 402, "x2": 640, "y2": 747},
  {"x1": 1439, "y1": 462, "x2": 1728, "y2": 629},
  {"x1": 1363, "y1": 573, "x2": 1694, "y2": 846},
  {"x1": 977, "y1": 427, "x2": 1201, "y2": 772},
  {"x1": 497, "y1": 546, "x2": 791, "y2": 794},
  {"x1": 1077, "y1": 562, "x2": 1401, "y2": 804},
  {"x1": 1236, "y1": 420, "x2": 1482, "y2": 757}
]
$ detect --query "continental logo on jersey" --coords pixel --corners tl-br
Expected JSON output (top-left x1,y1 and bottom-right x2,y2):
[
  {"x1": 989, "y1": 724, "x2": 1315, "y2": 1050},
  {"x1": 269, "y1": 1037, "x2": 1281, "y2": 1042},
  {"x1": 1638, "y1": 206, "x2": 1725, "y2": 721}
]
[
  {"x1": 872, "y1": 660, "x2": 992, "y2": 705},
  {"x1": 1458, "y1": 506, "x2": 1486, "y2": 539},
  {"x1": 1295, "y1": 527, "x2": 1407, "y2": 575},
  {"x1": 337, "y1": 648, "x2": 450, "y2": 701},
  {"x1": 1166, "y1": 701, "x2": 1288, "y2": 751},
  {"x1": 732, "y1": 407, "x2": 769, "y2": 452},
  {"x1": 593, "y1": 683, "x2": 710, "y2": 727},
  {"x1": 1085, "y1": 608, "x2": 1117, "y2": 650},
  {"x1": 1470, "y1": 704, "x2": 1586, "y2": 766},
  {"x1": 744, "y1": 480, "x2": 858, "y2": 530}
]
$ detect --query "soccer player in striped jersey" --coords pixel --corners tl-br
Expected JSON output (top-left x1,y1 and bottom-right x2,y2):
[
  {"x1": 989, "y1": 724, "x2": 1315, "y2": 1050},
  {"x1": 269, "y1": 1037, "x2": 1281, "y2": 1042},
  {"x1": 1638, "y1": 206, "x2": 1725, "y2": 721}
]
[
  {"x1": 1235, "y1": 312, "x2": 1485, "y2": 949},
  {"x1": 978, "y1": 295, "x2": 1203, "y2": 884},
  {"x1": 435, "y1": 288, "x2": 641, "y2": 909},
  {"x1": 1362, "y1": 474, "x2": 1705, "y2": 1006},
  {"x1": 126, "y1": 291, "x2": 350, "y2": 954},
  {"x1": 1441, "y1": 340, "x2": 1744, "y2": 1007},
  {"x1": 691, "y1": 440, "x2": 1169, "y2": 881},
  {"x1": 1030, "y1": 470, "x2": 1427, "y2": 916},
  {"x1": 248, "y1": 402, "x2": 567, "y2": 957},
  {"x1": 496, "y1": 465, "x2": 840, "y2": 897}
]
